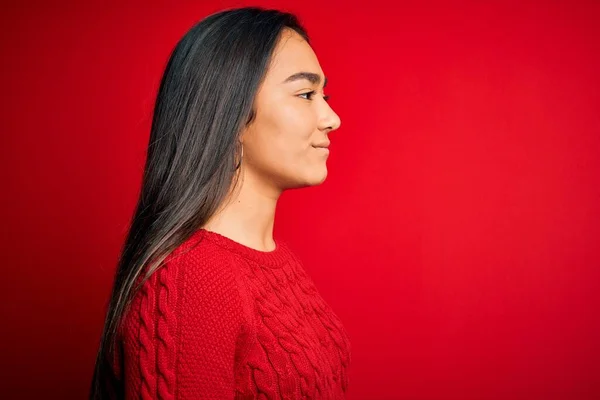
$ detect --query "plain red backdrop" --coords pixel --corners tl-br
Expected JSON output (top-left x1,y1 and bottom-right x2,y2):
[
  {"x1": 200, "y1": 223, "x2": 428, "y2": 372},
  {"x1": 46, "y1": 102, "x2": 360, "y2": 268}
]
[{"x1": 1, "y1": 0, "x2": 599, "y2": 398}]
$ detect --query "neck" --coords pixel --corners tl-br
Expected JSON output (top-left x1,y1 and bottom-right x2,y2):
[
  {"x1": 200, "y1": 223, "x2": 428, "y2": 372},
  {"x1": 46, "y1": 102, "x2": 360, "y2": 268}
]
[{"x1": 202, "y1": 168, "x2": 281, "y2": 251}]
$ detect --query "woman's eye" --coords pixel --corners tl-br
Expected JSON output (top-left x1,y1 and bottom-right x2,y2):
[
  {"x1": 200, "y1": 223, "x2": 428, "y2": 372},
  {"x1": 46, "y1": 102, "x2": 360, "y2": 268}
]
[
  {"x1": 299, "y1": 91, "x2": 330, "y2": 102},
  {"x1": 298, "y1": 91, "x2": 315, "y2": 100}
]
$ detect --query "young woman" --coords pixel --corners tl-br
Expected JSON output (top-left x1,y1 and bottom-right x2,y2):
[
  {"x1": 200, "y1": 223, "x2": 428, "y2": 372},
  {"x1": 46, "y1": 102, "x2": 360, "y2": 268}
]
[{"x1": 90, "y1": 6, "x2": 351, "y2": 399}]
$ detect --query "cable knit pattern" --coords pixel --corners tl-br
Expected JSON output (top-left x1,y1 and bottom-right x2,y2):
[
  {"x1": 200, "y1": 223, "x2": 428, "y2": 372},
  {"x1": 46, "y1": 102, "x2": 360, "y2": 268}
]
[
  {"x1": 138, "y1": 271, "x2": 158, "y2": 399},
  {"x1": 116, "y1": 228, "x2": 352, "y2": 399},
  {"x1": 156, "y1": 259, "x2": 179, "y2": 399}
]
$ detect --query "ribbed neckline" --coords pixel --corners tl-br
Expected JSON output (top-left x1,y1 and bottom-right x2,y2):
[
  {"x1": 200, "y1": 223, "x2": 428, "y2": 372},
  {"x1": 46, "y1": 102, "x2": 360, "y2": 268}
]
[{"x1": 193, "y1": 228, "x2": 291, "y2": 268}]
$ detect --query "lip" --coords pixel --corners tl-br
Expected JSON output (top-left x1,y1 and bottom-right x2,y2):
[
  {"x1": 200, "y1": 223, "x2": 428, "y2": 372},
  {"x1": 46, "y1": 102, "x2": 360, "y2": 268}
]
[
  {"x1": 313, "y1": 146, "x2": 330, "y2": 154},
  {"x1": 313, "y1": 141, "x2": 331, "y2": 149}
]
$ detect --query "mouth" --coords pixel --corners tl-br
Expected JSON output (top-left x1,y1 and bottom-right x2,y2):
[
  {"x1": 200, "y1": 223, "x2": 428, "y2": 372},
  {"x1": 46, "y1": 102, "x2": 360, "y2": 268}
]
[
  {"x1": 312, "y1": 141, "x2": 331, "y2": 149},
  {"x1": 312, "y1": 146, "x2": 330, "y2": 154}
]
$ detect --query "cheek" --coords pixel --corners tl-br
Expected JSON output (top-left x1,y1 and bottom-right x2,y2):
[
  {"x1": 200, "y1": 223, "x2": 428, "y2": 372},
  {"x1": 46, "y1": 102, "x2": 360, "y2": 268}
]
[
  {"x1": 276, "y1": 102, "x2": 316, "y2": 144},
  {"x1": 253, "y1": 98, "x2": 317, "y2": 167}
]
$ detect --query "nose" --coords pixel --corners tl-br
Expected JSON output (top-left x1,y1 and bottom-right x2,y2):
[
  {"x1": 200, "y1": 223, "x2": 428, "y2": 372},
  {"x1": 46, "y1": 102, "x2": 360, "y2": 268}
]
[{"x1": 318, "y1": 103, "x2": 341, "y2": 132}]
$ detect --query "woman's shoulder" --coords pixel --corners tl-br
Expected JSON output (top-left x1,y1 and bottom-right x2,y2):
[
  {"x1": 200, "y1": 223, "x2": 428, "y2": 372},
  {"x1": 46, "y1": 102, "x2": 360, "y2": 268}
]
[
  {"x1": 123, "y1": 230, "x2": 246, "y2": 318},
  {"x1": 116, "y1": 231, "x2": 249, "y2": 397},
  {"x1": 164, "y1": 228, "x2": 235, "y2": 266},
  {"x1": 159, "y1": 230, "x2": 247, "y2": 301},
  {"x1": 120, "y1": 230, "x2": 247, "y2": 341}
]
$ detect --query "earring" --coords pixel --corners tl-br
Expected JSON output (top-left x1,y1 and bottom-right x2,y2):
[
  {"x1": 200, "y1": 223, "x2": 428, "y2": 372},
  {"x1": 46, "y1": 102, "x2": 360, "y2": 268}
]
[{"x1": 235, "y1": 144, "x2": 243, "y2": 170}]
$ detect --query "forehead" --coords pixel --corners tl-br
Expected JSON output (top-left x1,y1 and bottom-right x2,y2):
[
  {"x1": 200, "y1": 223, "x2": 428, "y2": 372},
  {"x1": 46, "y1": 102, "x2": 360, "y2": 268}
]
[{"x1": 265, "y1": 29, "x2": 323, "y2": 83}]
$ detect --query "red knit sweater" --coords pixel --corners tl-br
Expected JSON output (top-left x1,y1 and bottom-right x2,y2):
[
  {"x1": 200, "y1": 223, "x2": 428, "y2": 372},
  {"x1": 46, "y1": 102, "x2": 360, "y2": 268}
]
[{"x1": 113, "y1": 228, "x2": 352, "y2": 399}]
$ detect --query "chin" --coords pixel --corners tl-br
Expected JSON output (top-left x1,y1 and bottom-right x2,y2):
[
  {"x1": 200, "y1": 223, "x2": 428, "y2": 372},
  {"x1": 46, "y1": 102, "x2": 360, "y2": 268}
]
[
  {"x1": 286, "y1": 165, "x2": 328, "y2": 189},
  {"x1": 309, "y1": 167, "x2": 328, "y2": 186}
]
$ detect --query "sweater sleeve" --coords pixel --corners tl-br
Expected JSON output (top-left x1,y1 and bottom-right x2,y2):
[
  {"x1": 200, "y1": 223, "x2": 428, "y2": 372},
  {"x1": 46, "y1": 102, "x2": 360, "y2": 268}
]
[{"x1": 132, "y1": 250, "x2": 246, "y2": 399}]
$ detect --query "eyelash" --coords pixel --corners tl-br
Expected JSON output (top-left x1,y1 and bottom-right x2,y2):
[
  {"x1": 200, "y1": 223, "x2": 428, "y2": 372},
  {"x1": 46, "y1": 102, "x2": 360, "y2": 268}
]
[{"x1": 299, "y1": 91, "x2": 330, "y2": 102}]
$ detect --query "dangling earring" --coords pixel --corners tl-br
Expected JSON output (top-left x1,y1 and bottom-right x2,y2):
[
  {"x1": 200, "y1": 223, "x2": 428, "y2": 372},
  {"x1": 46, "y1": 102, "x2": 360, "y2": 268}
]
[{"x1": 235, "y1": 144, "x2": 243, "y2": 170}]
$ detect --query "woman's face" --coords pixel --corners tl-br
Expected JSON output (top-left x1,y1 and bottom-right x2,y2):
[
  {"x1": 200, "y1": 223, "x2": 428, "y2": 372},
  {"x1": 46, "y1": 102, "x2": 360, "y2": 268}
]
[{"x1": 240, "y1": 28, "x2": 341, "y2": 191}]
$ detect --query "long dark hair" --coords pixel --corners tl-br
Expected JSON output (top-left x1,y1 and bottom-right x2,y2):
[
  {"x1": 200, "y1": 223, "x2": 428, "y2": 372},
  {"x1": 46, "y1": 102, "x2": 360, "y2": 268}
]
[{"x1": 90, "y1": 7, "x2": 309, "y2": 399}]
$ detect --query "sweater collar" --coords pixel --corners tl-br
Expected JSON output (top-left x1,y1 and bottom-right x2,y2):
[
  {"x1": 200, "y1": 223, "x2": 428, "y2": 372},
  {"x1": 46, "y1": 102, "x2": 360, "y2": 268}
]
[{"x1": 194, "y1": 228, "x2": 291, "y2": 268}]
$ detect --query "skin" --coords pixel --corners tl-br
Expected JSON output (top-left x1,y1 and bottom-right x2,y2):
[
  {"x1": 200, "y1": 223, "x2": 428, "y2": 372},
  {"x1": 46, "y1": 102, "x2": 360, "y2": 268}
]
[{"x1": 202, "y1": 28, "x2": 341, "y2": 251}]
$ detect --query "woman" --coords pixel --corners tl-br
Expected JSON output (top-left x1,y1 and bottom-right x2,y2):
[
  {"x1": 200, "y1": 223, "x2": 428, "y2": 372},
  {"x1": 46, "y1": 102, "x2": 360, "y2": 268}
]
[{"x1": 90, "y1": 6, "x2": 351, "y2": 399}]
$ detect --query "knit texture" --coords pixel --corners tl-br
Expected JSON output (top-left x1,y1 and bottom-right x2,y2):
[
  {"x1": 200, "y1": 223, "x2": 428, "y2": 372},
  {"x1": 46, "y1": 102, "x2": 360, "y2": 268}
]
[{"x1": 115, "y1": 228, "x2": 352, "y2": 399}]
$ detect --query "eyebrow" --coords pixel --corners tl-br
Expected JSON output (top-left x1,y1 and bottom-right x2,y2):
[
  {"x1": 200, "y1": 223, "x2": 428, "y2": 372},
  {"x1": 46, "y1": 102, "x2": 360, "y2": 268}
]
[{"x1": 282, "y1": 72, "x2": 328, "y2": 88}]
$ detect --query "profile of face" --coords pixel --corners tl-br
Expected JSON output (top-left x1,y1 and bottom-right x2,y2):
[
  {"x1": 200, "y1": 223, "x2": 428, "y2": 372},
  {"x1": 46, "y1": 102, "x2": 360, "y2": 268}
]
[{"x1": 240, "y1": 28, "x2": 341, "y2": 192}]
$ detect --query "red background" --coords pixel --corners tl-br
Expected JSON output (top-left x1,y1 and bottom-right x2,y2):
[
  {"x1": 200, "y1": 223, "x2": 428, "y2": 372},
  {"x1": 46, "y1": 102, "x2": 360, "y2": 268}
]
[{"x1": 2, "y1": 1, "x2": 599, "y2": 398}]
